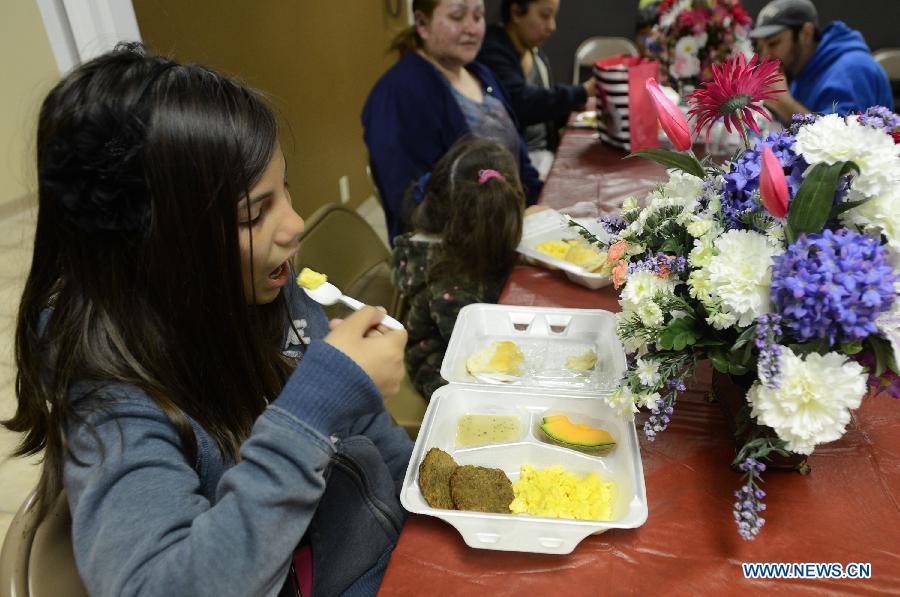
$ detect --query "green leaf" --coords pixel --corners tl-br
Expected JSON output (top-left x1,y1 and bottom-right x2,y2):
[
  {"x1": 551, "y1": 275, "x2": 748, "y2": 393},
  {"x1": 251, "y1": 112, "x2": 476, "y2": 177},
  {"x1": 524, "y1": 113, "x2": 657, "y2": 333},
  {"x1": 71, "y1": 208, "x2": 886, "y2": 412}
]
[
  {"x1": 867, "y1": 336, "x2": 894, "y2": 377},
  {"x1": 787, "y1": 161, "x2": 859, "y2": 236},
  {"x1": 658, "y1": 317, "x2": 699, "y2": 351},
  {"x1": 660, "y1": 237, "x2": 683, "y2": 253},
  {"x1": 732, "y1": 324, "x2": 758, "y2": 351},
  {"x1": 627, "y1": 149, "x2": 707, "y2": 180},
  {"x1": 830, "y1": 197, "x2": 871, "y2": 219},
  {"x1": 728, "y1": 362, "x2": 749, "y2": 375},
  {"x1": 708, "y1": 347, "x2": 731, "y2": 373},
  {"x1": 692, "y1": 338, "x2": 726, "y2": 348},
  {"x1": 783, "y1": 220, "x2": 796, "y2": 245},
  {"x1": 840, "y1": 341, "x2": 863, "y2": 355},
  {"x1": 734, "y1": 339, "x2": 755, "y2": 369},
  {"x1": 788, "y1": 339, "x2": 830, "y2": 356}
]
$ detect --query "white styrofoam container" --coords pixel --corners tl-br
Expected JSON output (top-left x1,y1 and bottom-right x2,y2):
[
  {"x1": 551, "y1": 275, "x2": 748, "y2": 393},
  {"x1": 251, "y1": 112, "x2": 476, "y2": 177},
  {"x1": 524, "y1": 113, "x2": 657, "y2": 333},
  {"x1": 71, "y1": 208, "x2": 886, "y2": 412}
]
[
  {"x1": 517, "y1": 209, "x2": 612, "y2": 290},
  {"x1": 400, "y1": 384, "x2": 648, "y2": 555},
  {"x1": 441, "y1": 304, "x2": 626, "y2": 393},
  {"x1": 399, "y1": 304, "x2": 645, "y2": 554}
]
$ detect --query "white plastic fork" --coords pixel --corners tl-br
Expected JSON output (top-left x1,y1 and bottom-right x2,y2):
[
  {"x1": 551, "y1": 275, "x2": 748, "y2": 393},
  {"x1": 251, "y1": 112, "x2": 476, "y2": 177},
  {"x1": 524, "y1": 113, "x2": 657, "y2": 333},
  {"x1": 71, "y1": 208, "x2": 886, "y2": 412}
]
[{"x1": 302, "y1": 282, "x2": 405, "y2": 331}]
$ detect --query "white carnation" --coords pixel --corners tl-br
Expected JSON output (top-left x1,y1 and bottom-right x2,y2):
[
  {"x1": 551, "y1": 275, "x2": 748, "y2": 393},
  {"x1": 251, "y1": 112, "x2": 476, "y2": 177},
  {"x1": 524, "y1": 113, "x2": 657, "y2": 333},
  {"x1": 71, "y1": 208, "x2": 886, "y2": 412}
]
[
  {"x1": 748, "y1": 349, "x2": 866, "y2": 455},
  {"x1": 793, "y1": 114, "x2": 900, "y2": 199},
  {"x1": 875, "y1": 297, "x2": 900, "y2": 371},
  {"x1": 689, "y1": 234, "x2": 717, "y2": 267},
  {"x1": 704, "y1": 230, "x2": 781, "y2": 328},
  {"x1": 840, "y1": 185, "x2": 900, "y2": 253},
  {"x1": 651, "y1": 170, "x2": 705, "y2": 205},
  {"x1": 687, "y1": 268, "x2": 714, "y2": 302},
  {"x1": 687, "y1": 216, "x2": 713, "y2": 238}
]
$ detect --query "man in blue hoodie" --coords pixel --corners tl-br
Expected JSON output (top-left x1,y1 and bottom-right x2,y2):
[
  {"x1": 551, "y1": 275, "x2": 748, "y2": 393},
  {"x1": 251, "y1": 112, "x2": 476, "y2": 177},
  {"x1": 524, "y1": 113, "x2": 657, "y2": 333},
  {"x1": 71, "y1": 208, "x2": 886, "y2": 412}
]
[{"x1": 750, "y1": 0, "x2": 893, "y2": 121}]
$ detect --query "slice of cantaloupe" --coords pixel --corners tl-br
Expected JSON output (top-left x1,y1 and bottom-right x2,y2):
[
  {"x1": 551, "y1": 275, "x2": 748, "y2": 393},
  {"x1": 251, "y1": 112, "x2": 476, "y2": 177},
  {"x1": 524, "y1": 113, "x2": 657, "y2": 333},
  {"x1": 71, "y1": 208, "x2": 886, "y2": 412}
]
[{"x1": 540, "y1": 415, "x2": 615, "y2": 454}]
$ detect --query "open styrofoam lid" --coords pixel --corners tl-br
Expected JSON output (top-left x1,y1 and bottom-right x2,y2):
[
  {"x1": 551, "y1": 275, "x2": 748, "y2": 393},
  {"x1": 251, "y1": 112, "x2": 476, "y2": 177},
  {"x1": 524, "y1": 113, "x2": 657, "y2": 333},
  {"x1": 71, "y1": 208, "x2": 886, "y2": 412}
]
[{"x1": 441, "y1": 304, "x2": 626, "y2": 392}]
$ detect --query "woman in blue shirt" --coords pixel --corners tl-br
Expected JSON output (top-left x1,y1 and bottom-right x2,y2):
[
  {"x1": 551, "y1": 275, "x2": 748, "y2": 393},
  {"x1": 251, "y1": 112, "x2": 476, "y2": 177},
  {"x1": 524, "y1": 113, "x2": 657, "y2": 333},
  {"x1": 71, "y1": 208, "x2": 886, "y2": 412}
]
[{"x1": 362, "y1": 0, "x2": 541, "y2": 243}]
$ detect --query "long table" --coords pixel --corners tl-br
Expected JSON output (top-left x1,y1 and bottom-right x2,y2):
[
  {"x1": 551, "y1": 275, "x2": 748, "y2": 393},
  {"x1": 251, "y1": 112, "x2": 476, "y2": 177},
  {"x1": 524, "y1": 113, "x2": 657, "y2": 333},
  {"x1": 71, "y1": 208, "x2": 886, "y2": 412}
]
[{"x1": 378, "y1": 126, "x2": 900, "y2": 595}]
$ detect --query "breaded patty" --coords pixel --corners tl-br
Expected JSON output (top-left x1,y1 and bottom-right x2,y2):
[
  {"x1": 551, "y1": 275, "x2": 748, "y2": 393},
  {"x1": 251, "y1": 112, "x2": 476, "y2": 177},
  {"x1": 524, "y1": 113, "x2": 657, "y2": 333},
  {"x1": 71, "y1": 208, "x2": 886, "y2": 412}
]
[
  {"x1": 449, "y1": 465, "x2": 515, "y2": 513},
  {"x1": 417, "y1": 448, "x2": 458, "y2": 509}
]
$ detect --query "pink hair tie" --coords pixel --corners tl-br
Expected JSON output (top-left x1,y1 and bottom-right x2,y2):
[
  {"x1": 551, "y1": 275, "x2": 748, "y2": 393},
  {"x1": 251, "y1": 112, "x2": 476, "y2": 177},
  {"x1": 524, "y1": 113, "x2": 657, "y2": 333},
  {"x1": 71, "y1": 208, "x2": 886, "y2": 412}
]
[{"x1": 478, "y1": 169, "x2": 506, "y2": 185}]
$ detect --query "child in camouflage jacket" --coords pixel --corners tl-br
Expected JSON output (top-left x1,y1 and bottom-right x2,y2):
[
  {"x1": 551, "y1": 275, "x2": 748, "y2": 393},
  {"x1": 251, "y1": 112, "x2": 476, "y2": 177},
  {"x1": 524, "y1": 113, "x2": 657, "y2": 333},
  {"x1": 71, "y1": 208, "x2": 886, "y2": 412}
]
[{"x1": 391, "y1": 137, "x2": 526, "y2": 399}]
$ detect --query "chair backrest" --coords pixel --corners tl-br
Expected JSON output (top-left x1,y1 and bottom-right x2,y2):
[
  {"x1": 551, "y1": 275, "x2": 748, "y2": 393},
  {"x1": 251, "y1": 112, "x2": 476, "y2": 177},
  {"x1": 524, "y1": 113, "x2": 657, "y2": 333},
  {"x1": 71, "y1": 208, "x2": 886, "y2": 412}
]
[
  {"x1": 873, "y1": 48, "x2": 900, "y2": 79},
  {"x1": 0, "y1": 491, "x2": 89, "y2": 597},
  {"x1": 573, "y1": 36, "x2": 639, "y2": 84},
  {"x1": 294, "y1": 202, "x2": 424, "y2": 436},
  {"x1": 295, "y1": 202, "x2": 398, "y2": 318}
]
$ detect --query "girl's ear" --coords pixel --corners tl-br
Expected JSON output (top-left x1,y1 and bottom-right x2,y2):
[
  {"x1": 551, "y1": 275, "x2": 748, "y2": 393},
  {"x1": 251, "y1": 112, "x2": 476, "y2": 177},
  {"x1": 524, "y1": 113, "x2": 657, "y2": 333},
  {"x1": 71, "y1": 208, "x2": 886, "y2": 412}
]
[{"x1": 414, "y1": 10, "x2": 430, "y2": 39}]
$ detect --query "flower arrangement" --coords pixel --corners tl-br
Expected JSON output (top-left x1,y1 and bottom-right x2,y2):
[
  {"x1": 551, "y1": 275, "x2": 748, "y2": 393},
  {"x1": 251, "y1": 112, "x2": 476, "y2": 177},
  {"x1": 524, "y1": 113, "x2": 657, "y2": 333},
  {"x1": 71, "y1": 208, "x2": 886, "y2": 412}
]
[
  {"x1": 573, "y1": 53, "x2": 900, "y2": 540},
  {"x1": 645, "y1": 0, "x2": 753, "y2": 90}
]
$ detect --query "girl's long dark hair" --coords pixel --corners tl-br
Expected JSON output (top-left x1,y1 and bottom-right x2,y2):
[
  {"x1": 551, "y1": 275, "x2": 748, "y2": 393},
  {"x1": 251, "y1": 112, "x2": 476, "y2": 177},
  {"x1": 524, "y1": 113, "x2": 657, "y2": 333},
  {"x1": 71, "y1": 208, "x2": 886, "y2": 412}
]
[
  {"x1": 410, "y1": 136, "x2": 525, "y2": 283},
  {"x1": 2, "y1": 43, "x2": 291, "y2": 520}
]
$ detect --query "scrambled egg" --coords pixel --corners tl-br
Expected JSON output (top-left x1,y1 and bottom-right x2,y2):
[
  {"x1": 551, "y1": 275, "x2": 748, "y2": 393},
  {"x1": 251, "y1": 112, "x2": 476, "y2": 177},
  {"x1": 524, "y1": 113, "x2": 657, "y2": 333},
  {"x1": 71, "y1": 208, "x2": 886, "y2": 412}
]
[
  {"x1": 535, "y1": 240, "x2": 575, "y2": 261},
  {"x1": 535, "y1": 240, "x2": 610, "y2": 273},
  {"x1": 509, "y1": 464, "x2": 615, "y2": 521},
  {"x1": 566, "y1": 348, "x2": 598, "y2": 372},
  {"x1": 466, "y1": 341, "x2": 525, "y2": 376},
  {"x1": 297, "y1": 267, "x2": 327, "y2": 290}
]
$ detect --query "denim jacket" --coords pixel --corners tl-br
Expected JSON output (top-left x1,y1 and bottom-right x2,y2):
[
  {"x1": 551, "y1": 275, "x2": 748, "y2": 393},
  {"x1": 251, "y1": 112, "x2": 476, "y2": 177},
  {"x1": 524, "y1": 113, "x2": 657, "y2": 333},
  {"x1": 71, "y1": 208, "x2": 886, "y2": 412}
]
[{"x1": 63, "y1": 280, "x2": 413, "y2": 596}]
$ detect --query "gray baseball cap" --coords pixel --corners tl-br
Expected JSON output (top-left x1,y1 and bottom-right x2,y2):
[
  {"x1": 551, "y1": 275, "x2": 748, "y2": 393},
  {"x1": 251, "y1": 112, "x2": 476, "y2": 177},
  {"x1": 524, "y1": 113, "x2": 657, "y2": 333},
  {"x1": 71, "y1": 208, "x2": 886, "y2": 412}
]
[{"x1": 749, "y1": 0, "x2": 818, "y2": 39}]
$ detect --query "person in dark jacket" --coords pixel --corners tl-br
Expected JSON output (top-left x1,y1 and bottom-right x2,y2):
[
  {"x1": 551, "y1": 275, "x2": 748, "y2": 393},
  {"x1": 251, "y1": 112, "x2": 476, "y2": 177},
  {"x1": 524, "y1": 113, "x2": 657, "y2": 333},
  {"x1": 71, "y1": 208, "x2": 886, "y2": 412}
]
[
  {"x1": 362, "y1": 0, "x2": 541, "y2": 244},
  {"x1": 477, "y1": 0, "x2": 595, "y2": 177},
  {"x1": 750, "y1": 0, "x2": 894, "y2": 120}
]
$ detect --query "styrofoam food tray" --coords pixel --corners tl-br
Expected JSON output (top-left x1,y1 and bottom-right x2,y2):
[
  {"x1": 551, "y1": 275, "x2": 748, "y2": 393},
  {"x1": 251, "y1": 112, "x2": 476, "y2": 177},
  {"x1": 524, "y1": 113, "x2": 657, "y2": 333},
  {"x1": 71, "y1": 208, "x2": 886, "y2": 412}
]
[
  {"x1": 442, "y1": 304, "x2": 626, "y2": 392},
  {"x1": 400, "y1": 384, "x2": 648, "y2": 554},
  {"x1": 517, "y1": 209, "x2": 612, "y2": 289}
]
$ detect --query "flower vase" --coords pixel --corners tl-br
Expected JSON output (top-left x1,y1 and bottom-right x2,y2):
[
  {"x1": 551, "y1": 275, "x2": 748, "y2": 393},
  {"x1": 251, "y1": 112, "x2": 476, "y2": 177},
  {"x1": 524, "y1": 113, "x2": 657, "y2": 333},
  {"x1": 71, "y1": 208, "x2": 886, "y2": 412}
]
[{"x1": 709, "y1": 369, "x2": 811, "y2": 474}]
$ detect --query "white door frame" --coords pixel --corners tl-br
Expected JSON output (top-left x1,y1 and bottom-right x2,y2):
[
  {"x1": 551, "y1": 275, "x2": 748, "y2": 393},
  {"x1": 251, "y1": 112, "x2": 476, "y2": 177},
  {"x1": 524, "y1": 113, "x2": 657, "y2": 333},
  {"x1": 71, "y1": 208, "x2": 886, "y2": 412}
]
[{"x1": 36, "y1": 0, "x2": 141, "y2": 75}]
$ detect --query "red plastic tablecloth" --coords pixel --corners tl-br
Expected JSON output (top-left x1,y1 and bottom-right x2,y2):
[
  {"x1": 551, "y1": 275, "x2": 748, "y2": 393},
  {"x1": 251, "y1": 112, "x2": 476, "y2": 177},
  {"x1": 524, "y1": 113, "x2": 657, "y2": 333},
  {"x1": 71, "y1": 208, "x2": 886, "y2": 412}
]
[{"x1": 379, "y1": 128, "x2": 900, "y2": 596}]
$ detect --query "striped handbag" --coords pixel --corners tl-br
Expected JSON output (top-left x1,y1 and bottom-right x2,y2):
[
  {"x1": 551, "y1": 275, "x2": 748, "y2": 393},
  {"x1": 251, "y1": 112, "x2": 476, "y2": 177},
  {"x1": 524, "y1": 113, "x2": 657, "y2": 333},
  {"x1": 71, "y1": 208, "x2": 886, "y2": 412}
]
[{"x1": 592, "y1": 56, "x2": 660, "y2": 152}]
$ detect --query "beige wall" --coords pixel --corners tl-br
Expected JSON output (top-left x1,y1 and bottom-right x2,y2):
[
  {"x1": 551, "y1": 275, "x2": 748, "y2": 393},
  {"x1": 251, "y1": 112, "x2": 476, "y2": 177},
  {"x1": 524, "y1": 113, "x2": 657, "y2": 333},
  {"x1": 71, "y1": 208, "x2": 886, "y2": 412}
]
[
  {"x1": 0, "y1": 1, "x2": 60, "y2": 210},
  {"x1": 133, "y1": 1, "x2": 408, "y2": 218}
]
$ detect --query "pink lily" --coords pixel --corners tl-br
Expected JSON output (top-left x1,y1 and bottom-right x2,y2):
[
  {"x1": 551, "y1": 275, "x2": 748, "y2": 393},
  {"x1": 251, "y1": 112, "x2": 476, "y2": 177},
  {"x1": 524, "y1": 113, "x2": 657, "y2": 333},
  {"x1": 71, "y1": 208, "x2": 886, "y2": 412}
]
[
  {"x1": 645, "y1": 78, "x2": 692, "y2": 152},
  {"x1": 759, "y1": 145, "x2": 789, "y2": 218}
]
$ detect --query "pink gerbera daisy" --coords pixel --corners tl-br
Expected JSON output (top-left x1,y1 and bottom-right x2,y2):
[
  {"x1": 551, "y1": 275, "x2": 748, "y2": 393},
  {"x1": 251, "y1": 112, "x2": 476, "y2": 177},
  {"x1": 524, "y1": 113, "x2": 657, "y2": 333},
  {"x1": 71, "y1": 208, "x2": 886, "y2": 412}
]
[{"x1": 686, "y1": 53, "x2": 783, "y2": 144}]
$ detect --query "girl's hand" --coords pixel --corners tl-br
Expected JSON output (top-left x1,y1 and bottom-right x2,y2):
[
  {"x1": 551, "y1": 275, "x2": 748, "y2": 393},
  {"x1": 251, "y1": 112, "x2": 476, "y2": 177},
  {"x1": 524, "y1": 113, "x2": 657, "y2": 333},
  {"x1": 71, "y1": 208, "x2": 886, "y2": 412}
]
[{"x1": 325, "y1": 306, "x2": 407, "y2": 397}]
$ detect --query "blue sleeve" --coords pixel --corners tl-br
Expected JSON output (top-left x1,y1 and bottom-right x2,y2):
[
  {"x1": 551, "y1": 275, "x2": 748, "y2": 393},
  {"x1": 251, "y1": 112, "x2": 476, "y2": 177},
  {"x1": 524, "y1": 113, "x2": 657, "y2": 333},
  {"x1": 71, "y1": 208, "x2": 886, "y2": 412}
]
[
  {"x1": 519, "y1": 144, "x2": 543, "y2": 206},
  {"x1": 800, "y1": 54, "x2": 895, "y2": 115},
  {"x1": 363, "y1": 75, "x2": 452, "y2": 241},
  {"x1": 348, "y1": 410, "x2": 413, "y2": 488},
  {"x1": 64, "y1": 373, "x2": 341, "y2": 596},
  {"x1": 64, "y1": 338, "x2": 386, "y2": 597},
  {"x1": 479, "y1": 43, "x2": 586, "y2": 127}
]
